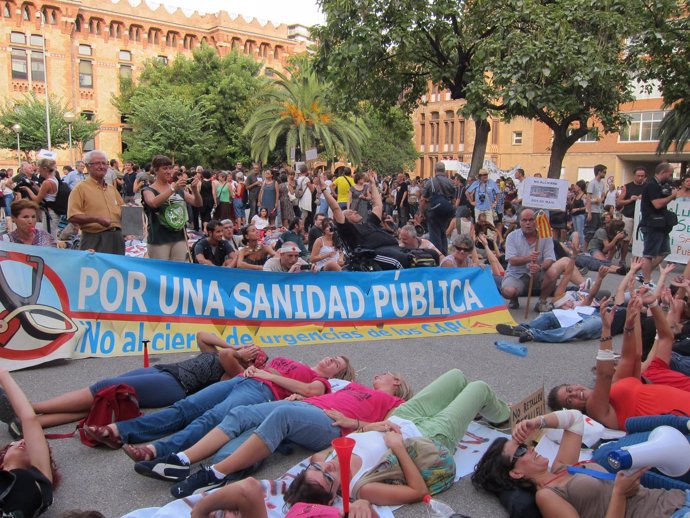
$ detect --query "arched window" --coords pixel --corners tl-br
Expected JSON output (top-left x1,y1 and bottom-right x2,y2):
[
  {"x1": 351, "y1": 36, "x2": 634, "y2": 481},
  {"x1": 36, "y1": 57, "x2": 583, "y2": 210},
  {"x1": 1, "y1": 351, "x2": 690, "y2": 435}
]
[
  {"x1": 49, "y1": 9, "x2": 56, "y2": 24},
  {"x1": 110, "y1": 22, "x2": 123, "y2": 38},
  {"x1": 89, "y1": 18, "x2": 102, "y2": 35},
  {"x1": 74, "y1": 14, "x2": 82, "y2": 32},
  {"x1": 3, "y1": 3, "x2": 11, "y2": 18},
  {"x1": 129, "y1": 25, "x2": 142, "y2": 42},
  {"x1": 231, "y1": 37, "x2": 241, "y2": 51},
  {"x1": 274, "y1": 45, "x2": 284, "y2": 60},
  {"x1": 166, "y1": 31, "x2": 178, "y2": 47},
  {"x1": 148, "y1": 28, "x2": 160, "y2": 44},
  {"x1": 244, "y1": 40, "x2": 255, "y2": 54},
  {"x1": 22, "y1": 3, "x2": 30, "y2": 20}
]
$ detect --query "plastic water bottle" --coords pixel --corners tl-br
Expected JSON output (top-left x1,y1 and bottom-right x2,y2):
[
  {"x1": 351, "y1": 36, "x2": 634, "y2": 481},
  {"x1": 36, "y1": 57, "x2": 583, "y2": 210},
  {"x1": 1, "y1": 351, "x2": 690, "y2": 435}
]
[
  {"x1": 423, "y1": 495, "x2": 457, "y2": 517},
  {"x1": 494, "y1": 341, "x2": 528, "y2": 357}
]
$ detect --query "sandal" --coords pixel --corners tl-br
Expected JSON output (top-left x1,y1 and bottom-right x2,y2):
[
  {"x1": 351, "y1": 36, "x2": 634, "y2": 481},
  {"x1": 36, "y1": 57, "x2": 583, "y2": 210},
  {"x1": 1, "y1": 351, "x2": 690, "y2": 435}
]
[
  {"x1": 123, "y1": 443, "x2": 154, "y2": 462},
  {"x1": 83, "y1": 425, "x2": 122, "y2": 449}
]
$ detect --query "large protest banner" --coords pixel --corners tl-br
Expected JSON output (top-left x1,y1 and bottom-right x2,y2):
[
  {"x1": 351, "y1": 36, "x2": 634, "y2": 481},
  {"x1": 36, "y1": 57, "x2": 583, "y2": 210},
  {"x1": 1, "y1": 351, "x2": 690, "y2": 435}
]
[
  {"x1": 632, "y1": 198, "x2": 690, "y2": 264},
  {"x1": 0, "y1": 242, "x2": 514, "y2": 370}
]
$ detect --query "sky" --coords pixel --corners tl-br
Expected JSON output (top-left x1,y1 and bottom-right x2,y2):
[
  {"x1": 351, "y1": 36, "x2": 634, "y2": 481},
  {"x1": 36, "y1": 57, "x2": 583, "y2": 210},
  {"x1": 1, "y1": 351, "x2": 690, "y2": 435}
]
[{"x1": 134, "y1": 0, "x2": 325, "y2": 26}]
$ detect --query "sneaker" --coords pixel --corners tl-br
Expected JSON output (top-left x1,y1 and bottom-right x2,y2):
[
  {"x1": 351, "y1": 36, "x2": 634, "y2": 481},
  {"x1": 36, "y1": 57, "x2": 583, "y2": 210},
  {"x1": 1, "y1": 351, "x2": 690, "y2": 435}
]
[
  {"x1": 519, "y1": 331, "x2": 534, "y2": 343},
  {"x1": 7, "y1": 417, "x2": 22, "y2": 440},
  {"x1": 0, "y1": 390, "x2": 16, "y2": 424},
  {"x1": 170, "y1": 465, "x2": 227, "y2": 498},
  {"x1": 496, "y1": 324, "x2": 527, "y2": 337},
  {"x1": 134, "y1": 454, "x2": 190, "y2": 482},
  {"x1": 534, "y1": 301, "x2": 554, "y2": 313},
  {"x1": 507, "y1": 299, "x2": 520, "y2": 310}
]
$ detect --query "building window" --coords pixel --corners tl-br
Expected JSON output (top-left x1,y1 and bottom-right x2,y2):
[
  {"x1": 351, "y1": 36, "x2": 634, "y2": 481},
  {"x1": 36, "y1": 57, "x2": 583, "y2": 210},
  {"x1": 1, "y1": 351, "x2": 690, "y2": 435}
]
[
  {"x1": 119, "y1": 50, "x2": 131, "y2": 61},
  {"x1": 148, "y1": 28, "x2": 160, "y2": 44},
  {"x1": 30, "y1": 50, "x2": 44, "y2": 82},
  {"x1": 119, "y1": 64, "x2": 132, "y2": 79},
  {"x1": 41, "y1": 7, "x2": 56, "y2": 24},
  {"x1": 568, "y1": 127, "x2": 599, "y2": 142},
  {"x1": 166, "y1": 31, "x2": 178, "y2": 47},
  {"x1": 419, "y1": 158, "x2": 425, "y2": 177},
  {"x1": 82, "y1": 111, "x2": 95, "y2": 151},
  {"x1": 512, "y1": 131, "x2": 523, "y2": 145},
  {"x1": 274, "y1": 45, "x2": 283, "y2": 60},
  {"x1": 22, "y1": 4, "x2": 29, "y2": 20},
  {"x1": 459, "y1": 120, "x2": 465, "y2": 144},
  {"x1": 49, "y1": 9, "x2": 57, "y2": 24},
  {"x1": 156, "y1": 55, "x2": 168, "y2": 65},
  {"x1": 244, "y1": 40, "x2": 255, "y2": 54},
  {"x1": 79, "y1": 59, "x2": 93, "y2": 88},
  {"x1": 78, "y1": 44, "x2": 91, "y2": 56},
  {"x1": 30, "y1": 34, "x2": 43, "y2": 46},
  {"x1": 3, "y1": 3, "x2": 11, "y2": 17},
  {"x1": 619, "y1": 111, "x2": 666, "y2": 142},
  {"x1": 11, "y1": 48, "x2": 28, "y2": 80},
  {"x1": 11, "y1": 32, "x2": 26, "y2": 44},
  {"x1": 74, "y1": 15, "x2": 82, "y2": 32},
  {"x1": 129, "y1": 25, "x2": 141, "y2": 42},
  {"x1": 183, "y1": 34, "x2": 196, "y2": 49},
  {"x1": 491, "y1": 120, "x2": 499, "y2": 145}
]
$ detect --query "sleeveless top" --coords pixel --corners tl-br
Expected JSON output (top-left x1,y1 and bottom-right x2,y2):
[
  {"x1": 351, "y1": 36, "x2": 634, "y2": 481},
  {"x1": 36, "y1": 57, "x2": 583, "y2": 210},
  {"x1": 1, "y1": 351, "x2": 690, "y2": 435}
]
[
  {"x1": 200, "y1": 179, "x2": 214, "y2": 205},
  {"x1": 43, "y1": 176, "x2": 58, "y2": 203},
  {"x1": 314, "y1": 241, "x2": 341, "y2": 270},
  {"x1": 0, "y1": 466, "x2": 53, "y2": 517},
  {"x1": 621, "y1": 181, "x2": 645, "y2": 218},
  {"x1": 546, "y1": 464, "x2": 684, "y2": 518},
  {"x1": 216, "y1": 182, "x2": 231, "y2": 203}
]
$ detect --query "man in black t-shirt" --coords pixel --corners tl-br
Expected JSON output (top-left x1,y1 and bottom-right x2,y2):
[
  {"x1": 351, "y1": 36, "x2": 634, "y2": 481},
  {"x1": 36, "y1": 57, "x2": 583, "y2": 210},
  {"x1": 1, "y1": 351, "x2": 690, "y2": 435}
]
[
  {"x1": 640, "y1": 162, "x2": 677, "y2": 283},
  {"x1": 193, "y1": 220, "x2": 235, "y2": 267},
  {"x1": 616, "y1": 166, "x2": 647, "y2": 266},
  {"x1": 320, "y1": 173, "x2": 411, "y2": 269}
]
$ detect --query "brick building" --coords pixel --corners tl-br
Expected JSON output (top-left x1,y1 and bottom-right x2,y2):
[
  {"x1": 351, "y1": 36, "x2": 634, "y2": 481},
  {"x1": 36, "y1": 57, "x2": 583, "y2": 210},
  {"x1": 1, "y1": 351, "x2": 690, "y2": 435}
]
[
  {"x1": 413, "y1": 83, "x2": 689, "y2": 185},
  {"x1": 0, "y1": 0, "x2": 308, "y2": 167}
]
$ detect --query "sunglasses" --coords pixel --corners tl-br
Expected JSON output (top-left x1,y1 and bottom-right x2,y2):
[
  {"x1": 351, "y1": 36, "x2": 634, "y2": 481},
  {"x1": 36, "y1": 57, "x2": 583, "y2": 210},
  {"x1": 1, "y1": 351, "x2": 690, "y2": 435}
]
[
  {"x1": 457, "y1": 247, "x2": 472, "y2": 252},
  {"x1": 510, "y1": 443, "x2": 529, "y2": 468},
  {"x1": 308, "y1": 462, "x2": 335, "y2": 493}
]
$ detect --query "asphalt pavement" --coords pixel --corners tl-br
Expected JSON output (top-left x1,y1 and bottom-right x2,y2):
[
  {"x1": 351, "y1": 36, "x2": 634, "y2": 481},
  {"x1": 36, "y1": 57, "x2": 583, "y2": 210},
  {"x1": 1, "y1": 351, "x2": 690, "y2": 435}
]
[{"x1": 11, "y1": 276, "x2": 622, "y2": 518}]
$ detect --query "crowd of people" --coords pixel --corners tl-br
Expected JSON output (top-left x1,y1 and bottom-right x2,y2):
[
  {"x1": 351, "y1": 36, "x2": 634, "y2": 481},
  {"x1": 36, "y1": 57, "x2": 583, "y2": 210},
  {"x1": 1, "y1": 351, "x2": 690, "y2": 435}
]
[{"x1": 1, "y1": 153, "x2": 690, "y2": 517}]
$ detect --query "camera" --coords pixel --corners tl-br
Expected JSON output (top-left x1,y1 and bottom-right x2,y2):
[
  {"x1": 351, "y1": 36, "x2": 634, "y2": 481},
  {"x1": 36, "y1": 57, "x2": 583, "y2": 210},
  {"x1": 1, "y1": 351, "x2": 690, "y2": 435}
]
[
  {"x1": 478, "y1": 193, "x2": 486, "y2": 203},
  {"x1": 186, "y1": 178, "x2": 195, "y2": 185},
  {"x1": 13, "y1": 176, "x2": 35, "y2": 193},
  {"x1": 660, "y1": 182, "x2": 673, "y2": 197},
  {"x1": 299, "y1": 264, "x2": 312, "y2": 271}
]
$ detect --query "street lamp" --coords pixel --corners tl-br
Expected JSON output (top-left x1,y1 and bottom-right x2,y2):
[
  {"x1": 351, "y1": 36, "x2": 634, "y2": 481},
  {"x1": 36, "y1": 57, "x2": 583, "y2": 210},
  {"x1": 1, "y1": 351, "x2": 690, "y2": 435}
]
[
  {"x1": 64, "y1": 111, "x2": 76, "y2": 166},
  {"x1": 11, "y1": 124, "x2": 21, "y2": 168},
  {"x1": 37, "y1": 10, "x2": 51, "y2": 150}
]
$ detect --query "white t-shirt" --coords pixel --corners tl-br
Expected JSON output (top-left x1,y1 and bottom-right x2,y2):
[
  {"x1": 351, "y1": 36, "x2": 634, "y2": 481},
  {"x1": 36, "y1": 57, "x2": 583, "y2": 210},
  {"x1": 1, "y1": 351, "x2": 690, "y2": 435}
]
[
  {"x1": 297, "y1": 175, "x2": 312, "y2": 211},
  {"x1": 588, "y1": 178, "x2": 605, "y2": 214}
]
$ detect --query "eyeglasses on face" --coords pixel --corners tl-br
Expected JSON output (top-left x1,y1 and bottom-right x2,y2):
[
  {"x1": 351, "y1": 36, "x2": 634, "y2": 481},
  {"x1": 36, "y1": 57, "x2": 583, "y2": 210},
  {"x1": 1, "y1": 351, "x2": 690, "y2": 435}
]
[
  {"x1": 510, "y1": 443, "x2": 529, "y2": 468},
  {"x1": 457, "y1": 247, "x2": 472, "y2": 252},
  {"x1": 308, "y1": 462, "x2": 335, "y2": 493}
]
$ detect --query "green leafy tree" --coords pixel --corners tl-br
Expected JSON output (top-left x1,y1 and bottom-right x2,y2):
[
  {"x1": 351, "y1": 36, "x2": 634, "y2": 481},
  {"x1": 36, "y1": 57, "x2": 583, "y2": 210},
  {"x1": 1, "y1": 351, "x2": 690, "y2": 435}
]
[
  {"x1": 476, "y1": 0, "x2": 643, "y2": 178},
  {"x1": 244, "y1": 68, "x2": 369, "y2": 164},
  {"x1": 120, "y1": 96, "x2": 214, "y2": 165},
  {"x1": 312, "y1": 0, "x2": 502, "y2": 176},
  {"x1": 628, "y1": 0, "x2": 690, "y2": 152},
  {"x1": 360, "y1": 106, "x2": 418, "y2": 176},
  {"x1": 0, "y1": 93, "x2": 99, "y2": 155},
  {"x1": 113, "y1": 45, "x2": 265, "y2": 167}
]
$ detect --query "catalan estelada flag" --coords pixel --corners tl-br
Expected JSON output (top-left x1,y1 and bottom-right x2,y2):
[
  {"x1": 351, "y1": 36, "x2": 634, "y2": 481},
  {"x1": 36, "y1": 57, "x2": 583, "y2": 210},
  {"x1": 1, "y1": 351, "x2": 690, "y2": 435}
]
[{"x1": 535, "y1": 210, "x2": 552, "y2": 239}]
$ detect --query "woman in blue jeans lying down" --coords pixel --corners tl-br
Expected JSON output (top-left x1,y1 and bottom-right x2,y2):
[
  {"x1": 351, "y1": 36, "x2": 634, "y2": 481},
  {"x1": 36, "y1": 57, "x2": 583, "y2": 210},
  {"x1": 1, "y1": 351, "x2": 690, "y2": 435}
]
[
  {"x1": 184, "y1": 369, "x2": 510, "y2": 516},
  {"x1": 135, "y1": 371, "x2": 416, "y2": 498},
  {"x1": 84, "y1": 332, "x2": 354, "y2": 458},
  {"x1": 0, "y1": 334, "x2": 257, "y2": 435}
]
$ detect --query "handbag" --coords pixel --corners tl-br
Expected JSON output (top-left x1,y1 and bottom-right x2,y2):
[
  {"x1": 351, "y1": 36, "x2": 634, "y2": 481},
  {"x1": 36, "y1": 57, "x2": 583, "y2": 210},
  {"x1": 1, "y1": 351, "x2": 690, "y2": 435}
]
[{"x1": 429, "y1": 178, "x2": 455, "y2": 219}]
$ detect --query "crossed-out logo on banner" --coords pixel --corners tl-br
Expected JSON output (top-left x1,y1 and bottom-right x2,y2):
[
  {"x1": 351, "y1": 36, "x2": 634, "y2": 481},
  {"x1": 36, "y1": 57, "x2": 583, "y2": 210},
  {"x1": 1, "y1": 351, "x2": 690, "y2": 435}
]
[{"x1": 0, "y1": 251, "x2": 78, "y2": 359}]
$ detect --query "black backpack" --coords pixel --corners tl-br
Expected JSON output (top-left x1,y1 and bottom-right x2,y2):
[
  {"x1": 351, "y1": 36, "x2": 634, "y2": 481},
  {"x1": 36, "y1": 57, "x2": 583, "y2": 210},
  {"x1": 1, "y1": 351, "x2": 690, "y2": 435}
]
[{"x1": 46, "y1": 178, "x2": 71, "y2": 216}]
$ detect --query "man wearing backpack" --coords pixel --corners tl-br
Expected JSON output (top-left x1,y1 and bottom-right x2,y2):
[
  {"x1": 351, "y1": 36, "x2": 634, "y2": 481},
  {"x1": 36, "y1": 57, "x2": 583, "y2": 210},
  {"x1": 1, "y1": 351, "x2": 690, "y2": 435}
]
[{"x1": 67, "y1": 150, "x2": 125, "y2": 255}]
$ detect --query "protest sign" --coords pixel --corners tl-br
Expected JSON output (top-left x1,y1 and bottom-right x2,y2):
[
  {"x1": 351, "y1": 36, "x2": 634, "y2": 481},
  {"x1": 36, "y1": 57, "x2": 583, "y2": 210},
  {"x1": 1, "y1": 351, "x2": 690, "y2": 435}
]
[
  {"x1": 509, "y1": 386, "x2": 546, "y2": 428},
  {"x1": 522, "y1": 177, "x2": 569, "y2": 211},
  {"x1": 632, "y1": 198, "x2": 690, "y2": 264},
  {"x1": 0, "y1": 242, "x2": 515, "y2": 370}
]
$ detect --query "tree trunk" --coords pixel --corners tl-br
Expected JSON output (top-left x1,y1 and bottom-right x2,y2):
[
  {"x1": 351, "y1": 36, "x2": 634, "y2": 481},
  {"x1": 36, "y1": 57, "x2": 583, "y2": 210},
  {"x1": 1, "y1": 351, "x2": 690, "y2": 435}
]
[
  {"x1": 548, "y1": 127, "x2": 577, "y2": 179},
  {"x1": 469, "y1": 118, "x2": 490, "y2": 179}
]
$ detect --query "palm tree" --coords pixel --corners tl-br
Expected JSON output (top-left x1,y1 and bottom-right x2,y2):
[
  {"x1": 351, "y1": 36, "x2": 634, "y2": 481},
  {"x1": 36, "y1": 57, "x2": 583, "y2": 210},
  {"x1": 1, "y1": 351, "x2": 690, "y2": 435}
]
[
  {"x1": 657, "y1": 102, "x2": 689, "y2": 154},
  {"x1": 244, "y1": 69, "x2": 368, "y2": 164}
]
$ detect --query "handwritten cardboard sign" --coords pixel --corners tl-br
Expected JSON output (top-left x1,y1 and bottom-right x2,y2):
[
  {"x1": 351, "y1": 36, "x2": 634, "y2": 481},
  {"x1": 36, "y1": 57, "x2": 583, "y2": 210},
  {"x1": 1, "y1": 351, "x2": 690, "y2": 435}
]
[{"x1": 509, "y1": 386, "x2": 546, "y2": 429}]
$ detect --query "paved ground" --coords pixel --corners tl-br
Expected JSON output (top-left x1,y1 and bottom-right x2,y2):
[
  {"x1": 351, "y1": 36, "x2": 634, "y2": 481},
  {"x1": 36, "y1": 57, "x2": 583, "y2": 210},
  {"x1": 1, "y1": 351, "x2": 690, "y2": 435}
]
[{"x1": 11, "y1": 277, "x2": 622, "y2": 518}]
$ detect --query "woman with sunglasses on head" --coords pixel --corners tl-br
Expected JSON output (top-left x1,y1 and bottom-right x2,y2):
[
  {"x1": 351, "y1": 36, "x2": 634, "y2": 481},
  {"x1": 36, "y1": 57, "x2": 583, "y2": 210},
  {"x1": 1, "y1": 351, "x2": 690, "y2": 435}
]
[
  {"x1": 310, "y1": 217, "x2": 344, "y2": 271},
  {"x1": 0, "y1": 369, "x2": 58, "y2": 517},
  {"x1": 472, "y1": 406, "x2": 690, "y2": 518}
]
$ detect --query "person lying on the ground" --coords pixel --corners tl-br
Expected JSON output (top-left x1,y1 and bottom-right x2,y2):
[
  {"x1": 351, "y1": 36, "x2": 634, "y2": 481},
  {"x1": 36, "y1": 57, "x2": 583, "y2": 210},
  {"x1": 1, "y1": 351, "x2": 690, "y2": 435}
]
[
  {"x1": 496, "y1": 268, "x2": 621, "y2": 344},
  {"x1": 0, "y1": 368, "x2": 58, "y2": 517},
  {"x1": 0, "y1": 334, "x2": 260, "y2": 435},
  {"x1": 136, "y1": 372, "x2": 413, "y2": 498},
  {"x1": 472, "y1": 408, "x2": 690, "y2": 518},
  {"x1": 547, "y1": 293, "x2": 690, "y2": 430},
  {"x1": 281, "y1": 369, "x2": 508, "y2": 512},
  {"x1": 81, "y1": 332, "x2": 353, "y2": 459}
]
